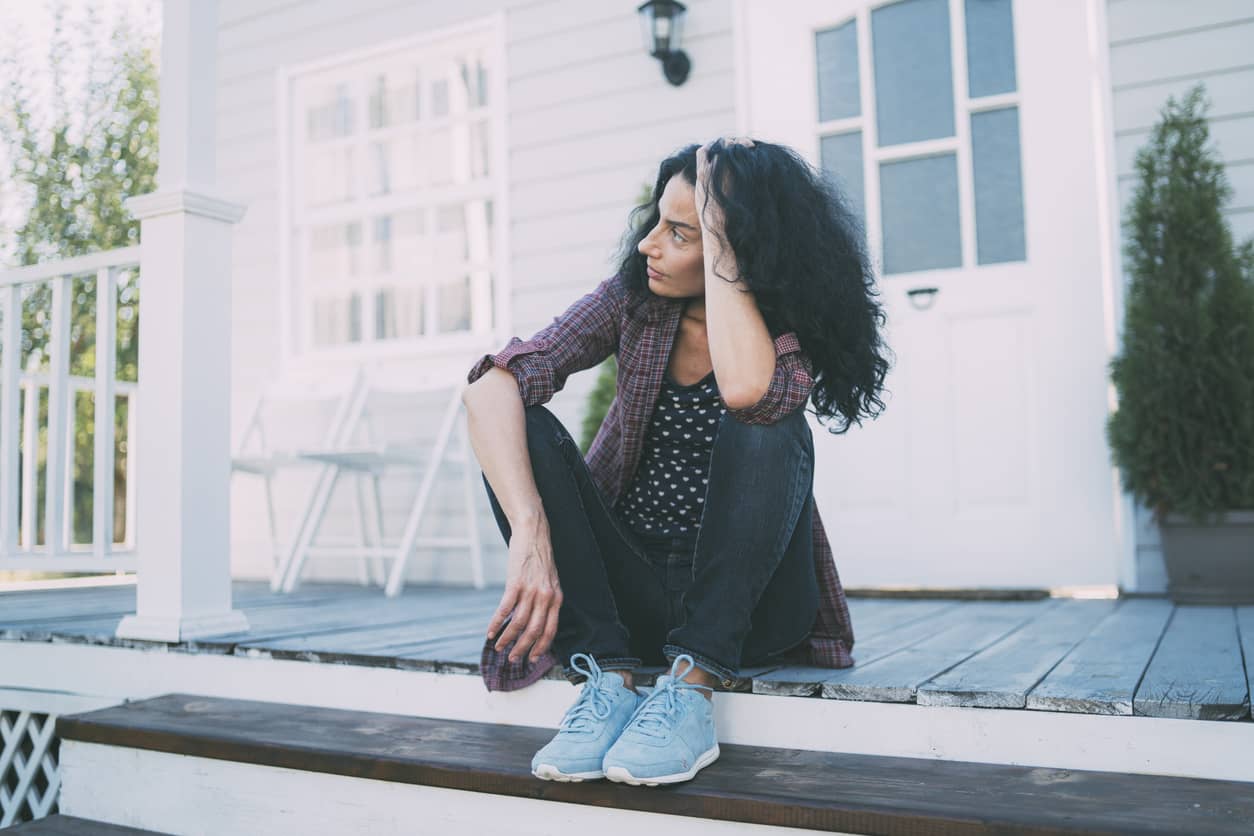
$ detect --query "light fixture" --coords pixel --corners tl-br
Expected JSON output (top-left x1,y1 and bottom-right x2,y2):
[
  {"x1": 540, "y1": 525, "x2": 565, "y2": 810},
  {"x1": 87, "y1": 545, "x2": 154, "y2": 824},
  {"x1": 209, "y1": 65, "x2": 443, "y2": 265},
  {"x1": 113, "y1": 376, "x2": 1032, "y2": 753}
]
[{"x1": 637, "y1": 0, "x2": 691, "y2": 86}]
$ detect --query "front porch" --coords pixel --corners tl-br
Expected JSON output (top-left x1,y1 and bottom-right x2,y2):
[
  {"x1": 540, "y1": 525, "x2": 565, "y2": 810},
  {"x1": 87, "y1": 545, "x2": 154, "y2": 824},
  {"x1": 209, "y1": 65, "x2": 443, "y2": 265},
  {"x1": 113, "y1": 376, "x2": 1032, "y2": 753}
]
[
  {"x1": 2, "y1": 581, "x2": 1251, "y2": 778},
  {"x1": 4, "y1": 581, "x2": 1252, "y2": 832}
]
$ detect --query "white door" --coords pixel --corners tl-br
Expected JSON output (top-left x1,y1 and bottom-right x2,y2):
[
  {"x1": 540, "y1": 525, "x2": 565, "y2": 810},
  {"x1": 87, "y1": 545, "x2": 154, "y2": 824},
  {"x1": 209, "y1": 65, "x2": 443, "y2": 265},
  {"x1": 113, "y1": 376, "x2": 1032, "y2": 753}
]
[{"x1": 740, "y1": 0, "x2": 1121, "y2": 588}]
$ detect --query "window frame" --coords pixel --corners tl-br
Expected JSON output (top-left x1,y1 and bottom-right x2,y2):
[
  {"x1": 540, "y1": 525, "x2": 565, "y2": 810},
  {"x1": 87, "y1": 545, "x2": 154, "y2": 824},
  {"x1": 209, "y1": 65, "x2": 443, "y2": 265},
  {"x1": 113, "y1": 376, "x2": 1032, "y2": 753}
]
[
  {"x1": 814, "y1": 0, "x2": 1025, "y2": 275},
  {"x1": 275, "y1": 14, "x2": 511, "y2": 374}
]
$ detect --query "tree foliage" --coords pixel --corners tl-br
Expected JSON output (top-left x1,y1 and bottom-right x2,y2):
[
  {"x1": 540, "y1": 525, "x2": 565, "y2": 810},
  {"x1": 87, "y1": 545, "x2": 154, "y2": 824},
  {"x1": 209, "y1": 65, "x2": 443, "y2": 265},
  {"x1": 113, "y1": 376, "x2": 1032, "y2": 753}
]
[
  {"x1": 1, "y1": 2, "x2": 158, "y2": 549},
  {"x1": 1106, "y1": 83, "x2": 1254, "y2": 525}
]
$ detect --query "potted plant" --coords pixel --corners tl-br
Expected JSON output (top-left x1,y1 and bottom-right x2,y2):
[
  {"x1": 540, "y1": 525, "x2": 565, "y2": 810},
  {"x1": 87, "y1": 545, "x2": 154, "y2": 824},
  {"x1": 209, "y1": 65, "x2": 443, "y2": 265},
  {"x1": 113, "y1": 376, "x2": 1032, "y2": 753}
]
[{"x1": 1106, "y1": 83, "x2": 1254, "y2": 604}]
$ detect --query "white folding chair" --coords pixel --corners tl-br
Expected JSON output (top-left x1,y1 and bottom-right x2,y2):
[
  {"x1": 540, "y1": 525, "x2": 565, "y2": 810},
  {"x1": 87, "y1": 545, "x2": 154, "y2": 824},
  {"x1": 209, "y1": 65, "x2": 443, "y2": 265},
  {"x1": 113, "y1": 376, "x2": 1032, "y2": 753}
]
[
  {"x1": 232, "y1": 367, "x2": 372, "y2": 591},
  {"x1": 273, "y1": 373, "x2": 485, "y2": 597}
]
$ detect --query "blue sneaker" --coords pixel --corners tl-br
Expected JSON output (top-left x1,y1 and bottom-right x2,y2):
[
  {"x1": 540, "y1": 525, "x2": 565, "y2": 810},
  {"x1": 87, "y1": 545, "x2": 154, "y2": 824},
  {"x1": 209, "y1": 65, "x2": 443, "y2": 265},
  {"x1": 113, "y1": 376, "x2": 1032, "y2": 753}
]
[
  {"x1": 602, "y1": 654, "x2": 720, "y2": 786},
  {"x1": 531, "y1": 653, "x2": 644, "y2": 782}
]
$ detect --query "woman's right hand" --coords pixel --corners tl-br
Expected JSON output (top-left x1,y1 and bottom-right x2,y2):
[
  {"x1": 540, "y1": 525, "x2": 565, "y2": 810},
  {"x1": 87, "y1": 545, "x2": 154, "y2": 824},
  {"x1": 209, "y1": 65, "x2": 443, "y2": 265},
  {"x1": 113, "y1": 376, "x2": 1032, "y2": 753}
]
[{"x1": 486, "y1": 512, "x2": 563, "y2": 664}]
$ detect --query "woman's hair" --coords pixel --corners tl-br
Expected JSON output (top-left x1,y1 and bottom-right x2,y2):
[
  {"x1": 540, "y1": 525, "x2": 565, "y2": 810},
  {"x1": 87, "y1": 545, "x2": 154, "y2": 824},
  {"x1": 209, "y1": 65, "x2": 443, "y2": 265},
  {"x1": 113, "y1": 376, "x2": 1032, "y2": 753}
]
[{"x1": 611, "y1": 139, "x2": 893, "y2": 434}]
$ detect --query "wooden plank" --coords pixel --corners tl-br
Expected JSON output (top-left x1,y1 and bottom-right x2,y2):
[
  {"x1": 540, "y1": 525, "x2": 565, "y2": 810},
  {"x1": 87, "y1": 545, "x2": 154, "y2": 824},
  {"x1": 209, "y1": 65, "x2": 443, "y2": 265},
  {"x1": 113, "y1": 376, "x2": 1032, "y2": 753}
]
[
  {"x1": 5, "y1": 813, "x2": 166, "y2": 835},
  {"x1": 753, "y1": 601, "x2": 963, "y2": 696},
  {"x1": 1026, "y1": 599, "x2": 1174, "y2": 715},
  {"x1": 0, "y1": 579, "x2": 382, "y2": 625},
  {"x1": 821, "y1": 600, "x2": 1057, "y2": 702},
  {"x1": 1, "y1": 585, "x2": 501, "y2": 660},
  {"x1": 237, "y1": 615, "x2": 490, "y2": 667},
  {"x1": 1133, "y1": 605, "x2": 1250, "y2": 720},
  {"x1": 56, "y1": 693, "x2": 1254, "y2": 835},
  {"x1": 916, "y1": 600, "x2": 1120, "y2": 708}
]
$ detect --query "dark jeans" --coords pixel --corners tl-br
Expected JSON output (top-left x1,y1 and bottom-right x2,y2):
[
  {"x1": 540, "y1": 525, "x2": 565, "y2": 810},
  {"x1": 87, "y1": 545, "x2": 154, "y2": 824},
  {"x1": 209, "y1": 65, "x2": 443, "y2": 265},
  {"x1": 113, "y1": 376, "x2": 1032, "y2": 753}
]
[{"x1": 482, "y1": 403, "x2": 819, "y2": 687}]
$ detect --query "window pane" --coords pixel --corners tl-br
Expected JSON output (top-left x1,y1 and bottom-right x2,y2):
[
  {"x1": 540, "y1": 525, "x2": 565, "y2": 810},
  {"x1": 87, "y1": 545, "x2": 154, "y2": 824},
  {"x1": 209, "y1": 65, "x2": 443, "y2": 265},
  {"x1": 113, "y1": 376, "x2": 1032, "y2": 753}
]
[
  {"x1": 369, "y1": 67, "x2": 421, "y2": 129},
  {"x1": 820, "y1": 131, "x2": 864, "y2": 223},
  {"x1": 306, "y1": 146, "x2": 354, "y2": 206},
  {"x1": 312, "y1": 294, "x2": 359, "y2": 346},
  {"x1": 375, "y1": 286, "x2": 425, "y2": 340},
  {"x1": 971, "y1": 107, "x2": 1025, "y2": 263},
  {"x1": 815, "y1": 20, "x2": 860, "y2": 122},
  {"x1": 435, "y1": 204, "x2": 466, "y2": 266},
  {"x1": 368, "y1": 131, "x2": 426, "y2": 196},
  {"x1": 374, "y1": 210, "x2": 427, "y2": 275},
  {"x1": 455, "y1": 52, "x2": 490, "y2": 109},
  {"x1": 428, "y1": 128, "x2": 453, "y2": 185},
  {"x1": 432, "y1": 76, "x2": 449, "y2": 118},
  {"x1": 872, "y1": 0, "x2": 954, "y2": 146},
  {"x1": 965, "y1": 0, "x2": 1016, "y2": 98},
  {"x1": 306, "y1": 82, "x2": 355, "y2": 142},
  {"x1": 880, "y1": 153, "x2": 961, "y2": 273},
  {"x1": 348, "y1": 293, "x2": 362, "y2": 342},
  {"x1": 437, "y1": 275, "x2": 472, "y2": 333},
  {"x1": 308, "y1": 222, "x2": 361, "y2": 284}
]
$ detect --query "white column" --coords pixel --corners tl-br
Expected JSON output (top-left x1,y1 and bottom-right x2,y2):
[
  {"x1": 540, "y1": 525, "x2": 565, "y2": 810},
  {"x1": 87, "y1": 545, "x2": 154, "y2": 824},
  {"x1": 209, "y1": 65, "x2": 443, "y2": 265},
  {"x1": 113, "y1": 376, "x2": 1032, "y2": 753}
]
[{"x1": 116, "y1": 0, "x2": 249, "y2": 641}]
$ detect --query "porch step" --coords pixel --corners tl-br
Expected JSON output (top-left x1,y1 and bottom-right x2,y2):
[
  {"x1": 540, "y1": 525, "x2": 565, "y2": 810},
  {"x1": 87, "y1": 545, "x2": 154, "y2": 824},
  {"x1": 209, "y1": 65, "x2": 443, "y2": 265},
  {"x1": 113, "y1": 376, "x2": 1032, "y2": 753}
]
[
  {"x1": 6, "y1": 814, "x2": 168, "y2": 834},
  {"x1": 54, "y1": 693, "x2": 1253, "y2": 835}
]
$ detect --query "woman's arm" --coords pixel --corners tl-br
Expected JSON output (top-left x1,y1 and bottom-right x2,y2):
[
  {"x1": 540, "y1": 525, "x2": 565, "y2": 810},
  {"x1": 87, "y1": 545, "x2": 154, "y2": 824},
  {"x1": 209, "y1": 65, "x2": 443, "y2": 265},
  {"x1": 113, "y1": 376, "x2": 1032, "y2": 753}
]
[
  {"x1": 696, "y1": 139, "x2": 777, "y2": 409},
  {"x1": 462, "y1": 367, "x2": 544, "y2": 526},
  {"x1": 460, "y1": 273, "x2": 623, "y2": 663},
  {"x1": 463, "y1": 369, "x2": 561, "y2": 664}
]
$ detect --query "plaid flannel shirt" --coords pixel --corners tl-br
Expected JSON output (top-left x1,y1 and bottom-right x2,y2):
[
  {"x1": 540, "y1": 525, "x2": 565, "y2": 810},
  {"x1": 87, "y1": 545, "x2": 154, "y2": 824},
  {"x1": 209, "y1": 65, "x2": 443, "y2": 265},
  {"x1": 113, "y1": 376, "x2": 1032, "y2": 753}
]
[{"x1": 467, "y1": 272, "x2": 855, "y2": 691}]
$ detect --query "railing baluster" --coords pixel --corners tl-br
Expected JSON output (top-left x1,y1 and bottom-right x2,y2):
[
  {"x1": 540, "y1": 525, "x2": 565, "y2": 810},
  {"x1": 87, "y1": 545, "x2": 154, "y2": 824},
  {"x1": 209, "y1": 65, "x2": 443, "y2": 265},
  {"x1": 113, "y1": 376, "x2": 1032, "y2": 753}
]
[
  {"x1": 0, "y1": 286, "x2": 19, "y2": 554},
  {"x1": 44, "y1": 275, "x2": 71, "y2": 554},
  {"x1": 21, "y1": 374, "x2": 37, "y2": 550},
  {"x1": 124, "y1": 390, "x2": 137, "y2": 550},
  {"x1": 93, "y1": 267, "x2": 118, "y2": 560}
]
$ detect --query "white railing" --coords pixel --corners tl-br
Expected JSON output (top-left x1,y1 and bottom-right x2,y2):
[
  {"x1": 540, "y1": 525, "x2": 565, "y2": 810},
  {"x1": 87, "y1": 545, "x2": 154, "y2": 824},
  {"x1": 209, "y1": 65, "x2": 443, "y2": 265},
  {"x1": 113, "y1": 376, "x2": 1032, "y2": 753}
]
[{"x1": 1, "y1": 246, "x2": 141, "y2": 572}]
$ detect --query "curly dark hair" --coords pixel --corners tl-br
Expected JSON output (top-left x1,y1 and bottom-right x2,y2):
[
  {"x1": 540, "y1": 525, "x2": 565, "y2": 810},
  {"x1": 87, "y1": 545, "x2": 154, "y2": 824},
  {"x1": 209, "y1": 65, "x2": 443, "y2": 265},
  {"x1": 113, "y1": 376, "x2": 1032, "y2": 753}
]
[{"x1": 611, "y1": 139, "x2": 894, "y2": 435}]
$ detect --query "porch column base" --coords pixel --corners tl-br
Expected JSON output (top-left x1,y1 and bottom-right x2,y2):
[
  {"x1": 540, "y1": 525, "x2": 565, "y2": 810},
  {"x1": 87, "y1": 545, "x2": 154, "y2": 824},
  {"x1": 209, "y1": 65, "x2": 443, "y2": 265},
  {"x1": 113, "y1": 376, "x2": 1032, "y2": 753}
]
[{"x1": 116, "y1": 610, "x2": 251, "y2": 643}]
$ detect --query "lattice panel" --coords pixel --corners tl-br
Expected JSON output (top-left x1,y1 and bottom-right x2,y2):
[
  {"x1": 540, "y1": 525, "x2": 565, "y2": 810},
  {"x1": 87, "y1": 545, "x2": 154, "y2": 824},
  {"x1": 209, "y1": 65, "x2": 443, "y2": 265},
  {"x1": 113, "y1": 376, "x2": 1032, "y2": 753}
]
[{"x1": 0, "y1": 709, "x2": 61, "y2": 827}]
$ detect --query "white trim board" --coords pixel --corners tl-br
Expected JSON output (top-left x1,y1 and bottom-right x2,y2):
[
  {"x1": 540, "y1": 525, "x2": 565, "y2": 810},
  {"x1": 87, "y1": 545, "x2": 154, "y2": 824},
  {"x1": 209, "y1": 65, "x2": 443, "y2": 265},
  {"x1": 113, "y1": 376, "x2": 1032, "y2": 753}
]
[
  {"x1": 5, "y1": 641, "x2": 1251, "y2": 784},
  {"x1": 62, "y1": 741, "x2": 832, "y2": 836}
]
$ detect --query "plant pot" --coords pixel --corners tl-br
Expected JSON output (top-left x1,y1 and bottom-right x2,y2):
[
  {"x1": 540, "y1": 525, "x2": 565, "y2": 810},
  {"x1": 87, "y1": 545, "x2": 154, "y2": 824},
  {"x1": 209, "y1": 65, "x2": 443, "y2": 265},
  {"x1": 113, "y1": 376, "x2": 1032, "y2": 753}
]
[{"x1": 1159, "y1": 510, "x2": 1254, "y2": 604}]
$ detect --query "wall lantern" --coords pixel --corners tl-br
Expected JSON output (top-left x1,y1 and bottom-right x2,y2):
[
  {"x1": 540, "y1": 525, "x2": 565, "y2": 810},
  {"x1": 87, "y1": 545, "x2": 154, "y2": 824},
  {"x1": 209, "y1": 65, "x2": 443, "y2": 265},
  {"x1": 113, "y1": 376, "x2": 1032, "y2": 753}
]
[{"x1": 637, "y1": 0, "x2": 691, "y2": 86}]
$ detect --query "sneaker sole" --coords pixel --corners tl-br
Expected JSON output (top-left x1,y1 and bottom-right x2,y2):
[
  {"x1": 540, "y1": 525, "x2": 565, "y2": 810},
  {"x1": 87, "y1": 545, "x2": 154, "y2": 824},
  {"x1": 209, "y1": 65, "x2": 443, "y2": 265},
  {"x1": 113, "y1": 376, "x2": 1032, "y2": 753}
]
[
  {"x1": 532, "y1": 763, "x2": 605, "y2": 782},
  {"x1": 604, "y1": 744, "x2": 720, "y2": 786}
]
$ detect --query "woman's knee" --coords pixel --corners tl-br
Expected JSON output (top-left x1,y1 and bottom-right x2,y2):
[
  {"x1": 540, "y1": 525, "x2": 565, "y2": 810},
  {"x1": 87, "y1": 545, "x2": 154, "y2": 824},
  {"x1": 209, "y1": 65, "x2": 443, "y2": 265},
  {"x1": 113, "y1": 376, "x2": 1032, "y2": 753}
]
[
  {"x1": 522, "y1": 404, "x2": 570, "y2": 449},
  {"x1": 716, "y1": 407, "x2": 810, "y2": 454}
]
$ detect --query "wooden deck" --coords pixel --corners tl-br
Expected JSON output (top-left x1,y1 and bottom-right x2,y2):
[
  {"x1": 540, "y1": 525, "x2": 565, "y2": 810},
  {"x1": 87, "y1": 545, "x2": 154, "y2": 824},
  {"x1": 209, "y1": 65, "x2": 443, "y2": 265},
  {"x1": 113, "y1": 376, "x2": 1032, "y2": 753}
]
[{"x1": 1, "y1": 581, "x2": 1251, "y2": 722}]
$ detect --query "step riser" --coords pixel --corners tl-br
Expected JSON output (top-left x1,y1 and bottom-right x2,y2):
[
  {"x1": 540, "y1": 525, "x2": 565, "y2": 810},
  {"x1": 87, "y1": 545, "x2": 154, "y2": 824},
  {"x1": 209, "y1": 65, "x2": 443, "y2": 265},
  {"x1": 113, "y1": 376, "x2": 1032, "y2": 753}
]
[
  {"x1": 6, "y1": 641, "x2": 1252, "y2": 784},
  {"x1": 61, "y1": 741, "x2": 846, "y2": 836}
]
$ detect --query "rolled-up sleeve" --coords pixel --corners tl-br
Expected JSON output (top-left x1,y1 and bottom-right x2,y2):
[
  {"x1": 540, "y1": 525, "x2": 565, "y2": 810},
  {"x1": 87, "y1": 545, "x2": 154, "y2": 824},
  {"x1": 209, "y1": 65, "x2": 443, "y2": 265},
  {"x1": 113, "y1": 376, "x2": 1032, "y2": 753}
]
[
  {"x1": 721, "y1": 332, "x2": 814, "y2": 425},
  {"x1": 466, "y1": 274, "x2": 623, "y2": 407}
]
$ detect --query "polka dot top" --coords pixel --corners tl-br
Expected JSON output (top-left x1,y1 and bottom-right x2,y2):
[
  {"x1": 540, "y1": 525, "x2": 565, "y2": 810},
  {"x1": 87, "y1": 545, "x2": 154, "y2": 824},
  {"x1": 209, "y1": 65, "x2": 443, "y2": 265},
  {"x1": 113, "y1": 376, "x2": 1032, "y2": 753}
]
[{"x1": 616, "y1": 368, "x2": 726, "y2": 537}]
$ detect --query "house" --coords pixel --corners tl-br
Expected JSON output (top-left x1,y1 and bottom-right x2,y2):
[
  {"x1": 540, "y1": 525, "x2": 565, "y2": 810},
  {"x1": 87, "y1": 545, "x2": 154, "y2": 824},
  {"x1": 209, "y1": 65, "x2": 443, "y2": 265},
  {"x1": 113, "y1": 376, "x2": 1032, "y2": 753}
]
[
  {"x1": 2, "y1": 0, "x2": 1252, "y2": 832},
  {"x1": 212, "y1": 0, "x2": 1253, "y2": 595}
]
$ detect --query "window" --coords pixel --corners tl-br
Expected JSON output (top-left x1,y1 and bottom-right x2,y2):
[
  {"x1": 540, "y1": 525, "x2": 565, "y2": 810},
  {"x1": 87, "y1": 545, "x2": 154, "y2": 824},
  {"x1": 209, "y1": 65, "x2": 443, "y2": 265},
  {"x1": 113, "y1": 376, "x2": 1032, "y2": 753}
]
[
  {"x1": 283, "y1": 27, "x2": 500, "y2": 355},
  {"x1": 816, "y1": 0, "x2": 1025, "y2": 274}
]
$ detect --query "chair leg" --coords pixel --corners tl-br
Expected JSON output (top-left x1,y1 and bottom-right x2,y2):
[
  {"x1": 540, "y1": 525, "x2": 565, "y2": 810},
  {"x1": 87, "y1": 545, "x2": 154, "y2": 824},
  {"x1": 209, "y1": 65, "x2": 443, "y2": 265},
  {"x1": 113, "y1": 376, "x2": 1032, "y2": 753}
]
[
  {"x1": 277, "y1": 464, "x2": 340, "y2": 593},
  {"x1": 351, "y1": 471, "x2": 370, "y2": 587},
  {"x1": 459, "y1": 418, "x2": 485, "y2": 590},
  {"x1": 367, "y1": 472, "x2": 387, "y2": 587},
  {"x1": 384, "y1": 391, "x2": 462, "y2": 597},
  {"x1": 263, "y1": 474, "x2": 280, "y2": 573}
]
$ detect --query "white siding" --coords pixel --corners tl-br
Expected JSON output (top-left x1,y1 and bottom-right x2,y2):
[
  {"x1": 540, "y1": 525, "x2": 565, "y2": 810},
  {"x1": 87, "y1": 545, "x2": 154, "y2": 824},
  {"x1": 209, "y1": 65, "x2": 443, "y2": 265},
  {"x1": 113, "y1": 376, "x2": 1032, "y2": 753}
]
[
  {"x1": 217, "y1": 0, "x2": 739, "y2": 586},
  {"x1": 1105, "y1": 0, "x2": 1254, "y2": 592}
]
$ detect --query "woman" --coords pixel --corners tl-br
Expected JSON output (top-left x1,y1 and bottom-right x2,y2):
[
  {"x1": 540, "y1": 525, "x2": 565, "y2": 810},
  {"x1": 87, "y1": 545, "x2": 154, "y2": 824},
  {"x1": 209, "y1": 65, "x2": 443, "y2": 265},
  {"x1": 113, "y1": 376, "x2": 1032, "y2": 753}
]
[{"x1": 461, "y1": 136, "x2": 891, "y2": 786}]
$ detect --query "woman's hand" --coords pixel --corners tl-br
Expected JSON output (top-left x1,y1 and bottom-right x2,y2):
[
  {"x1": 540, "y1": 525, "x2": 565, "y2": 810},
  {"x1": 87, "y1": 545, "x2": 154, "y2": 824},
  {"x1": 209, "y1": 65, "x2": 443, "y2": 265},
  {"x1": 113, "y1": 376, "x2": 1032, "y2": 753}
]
[
  {"x1": 486, "y1": 512, "x2": 563, "y2": 664},
  {"x1": 695, "y1": 136, "x2": 755, "y2": 231}
]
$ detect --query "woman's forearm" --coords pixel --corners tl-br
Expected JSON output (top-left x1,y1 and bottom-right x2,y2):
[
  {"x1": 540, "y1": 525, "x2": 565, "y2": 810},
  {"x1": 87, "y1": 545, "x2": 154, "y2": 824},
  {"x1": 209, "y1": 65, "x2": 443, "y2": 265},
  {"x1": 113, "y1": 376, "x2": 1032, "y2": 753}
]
[{"x1": 462, "y1": 367, "x2": 546, "y2": 526}]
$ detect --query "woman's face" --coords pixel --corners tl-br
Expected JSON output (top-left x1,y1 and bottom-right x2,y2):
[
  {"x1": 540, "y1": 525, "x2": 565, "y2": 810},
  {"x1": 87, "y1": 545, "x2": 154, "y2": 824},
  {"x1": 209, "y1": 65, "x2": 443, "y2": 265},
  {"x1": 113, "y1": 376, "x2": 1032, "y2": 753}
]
[{"x1": 637, "y1": 175, "x2": 705, "y2": 299}]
